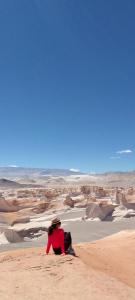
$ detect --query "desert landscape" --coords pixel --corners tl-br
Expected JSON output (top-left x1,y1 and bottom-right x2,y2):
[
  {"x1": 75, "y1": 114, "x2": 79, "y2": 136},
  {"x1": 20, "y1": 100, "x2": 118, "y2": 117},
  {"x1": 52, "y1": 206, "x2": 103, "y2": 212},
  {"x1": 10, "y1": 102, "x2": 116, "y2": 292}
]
[
  {"x1": 1, "y1": 0, "x2": 135, "y2": 298},
  {"x1": 0, "y1": 167, "x2": 135, "y2": 299}
]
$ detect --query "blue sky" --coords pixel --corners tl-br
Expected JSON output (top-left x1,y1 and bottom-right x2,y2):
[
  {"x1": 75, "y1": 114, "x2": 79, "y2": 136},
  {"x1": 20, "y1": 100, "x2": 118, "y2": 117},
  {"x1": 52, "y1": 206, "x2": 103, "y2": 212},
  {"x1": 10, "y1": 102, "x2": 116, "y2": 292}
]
[{"x1": 0, "y1": 0, "x2": 135, "y2": 172}]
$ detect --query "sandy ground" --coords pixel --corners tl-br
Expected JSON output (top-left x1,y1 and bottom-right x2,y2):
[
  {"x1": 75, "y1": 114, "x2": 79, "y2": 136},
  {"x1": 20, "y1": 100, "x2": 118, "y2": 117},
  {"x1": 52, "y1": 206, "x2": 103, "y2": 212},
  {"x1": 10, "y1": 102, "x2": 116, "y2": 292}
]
[{"x1": 0, "y1": 230, "x2": 135, "y2": 300}]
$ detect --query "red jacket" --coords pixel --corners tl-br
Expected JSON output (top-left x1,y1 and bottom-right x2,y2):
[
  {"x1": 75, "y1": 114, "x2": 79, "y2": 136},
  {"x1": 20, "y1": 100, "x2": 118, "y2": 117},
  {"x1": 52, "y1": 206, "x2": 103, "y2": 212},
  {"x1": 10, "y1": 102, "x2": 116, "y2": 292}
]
[{"x1": 46, "y1": 228, "x2": 65, "y2": 254}]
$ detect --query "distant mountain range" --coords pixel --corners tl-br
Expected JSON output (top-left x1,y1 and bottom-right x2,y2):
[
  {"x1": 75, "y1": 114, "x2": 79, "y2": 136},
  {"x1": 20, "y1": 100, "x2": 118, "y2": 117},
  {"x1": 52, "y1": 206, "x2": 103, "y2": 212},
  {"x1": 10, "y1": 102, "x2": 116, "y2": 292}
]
[
  {"x1": 0, "y1": 167, "x2": 135, "y2": 178},
  {"x1": 0, "y1": 167, "x2": 84, "y2": 178},
  {"x1": 0, "y1": 167, "x2": 135, "y2": 188}
]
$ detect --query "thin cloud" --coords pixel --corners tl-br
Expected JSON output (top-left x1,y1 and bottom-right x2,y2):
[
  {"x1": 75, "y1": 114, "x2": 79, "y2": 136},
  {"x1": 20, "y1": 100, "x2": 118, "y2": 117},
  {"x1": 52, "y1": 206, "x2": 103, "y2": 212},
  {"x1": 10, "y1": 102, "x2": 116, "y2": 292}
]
[{"x1": 116, "y1": 149, "x2": 133, "y2": 154}]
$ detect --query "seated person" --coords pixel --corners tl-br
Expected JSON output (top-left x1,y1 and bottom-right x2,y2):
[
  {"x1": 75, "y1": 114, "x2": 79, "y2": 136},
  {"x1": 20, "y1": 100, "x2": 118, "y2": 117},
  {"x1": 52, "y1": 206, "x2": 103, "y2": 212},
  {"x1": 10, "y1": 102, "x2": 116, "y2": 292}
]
[{"x1": 46, "y1": 217, "x2": 75, "y2": 256}]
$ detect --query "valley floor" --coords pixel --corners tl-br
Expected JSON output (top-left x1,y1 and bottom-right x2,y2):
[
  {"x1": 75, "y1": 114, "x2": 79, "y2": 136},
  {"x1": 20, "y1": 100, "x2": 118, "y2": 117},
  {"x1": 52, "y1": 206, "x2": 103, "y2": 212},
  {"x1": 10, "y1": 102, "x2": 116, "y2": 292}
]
[{"x1": 0, "y1": 208, "x2": 135, "y2": 252}]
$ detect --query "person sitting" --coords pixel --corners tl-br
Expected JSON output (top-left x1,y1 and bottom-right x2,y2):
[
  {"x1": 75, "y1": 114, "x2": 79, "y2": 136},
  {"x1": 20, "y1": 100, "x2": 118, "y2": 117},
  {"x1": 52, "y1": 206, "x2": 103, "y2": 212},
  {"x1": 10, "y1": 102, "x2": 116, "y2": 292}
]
[{"x1": 46, "y1": 217, "x2": 75, "y2": 256}]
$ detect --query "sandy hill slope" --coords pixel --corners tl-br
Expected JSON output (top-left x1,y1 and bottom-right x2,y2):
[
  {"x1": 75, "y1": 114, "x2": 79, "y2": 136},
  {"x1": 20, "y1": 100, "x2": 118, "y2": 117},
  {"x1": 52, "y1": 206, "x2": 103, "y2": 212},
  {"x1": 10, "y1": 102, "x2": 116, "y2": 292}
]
[
  {"x1": 0, "y1": 230, "x2": 135, "y2": 300},
  {"x1": 76, "y1": 230, "x2": 135, "y2": 288}
]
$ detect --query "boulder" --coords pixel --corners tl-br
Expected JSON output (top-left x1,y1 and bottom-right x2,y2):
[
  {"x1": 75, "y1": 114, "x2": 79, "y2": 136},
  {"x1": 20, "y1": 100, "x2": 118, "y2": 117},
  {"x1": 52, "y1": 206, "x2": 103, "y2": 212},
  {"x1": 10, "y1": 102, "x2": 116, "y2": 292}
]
[
  {"x1": 64, "y1": 196, "x2": 74, "y2": 208},
  {"x1": 4, "y1": 229, "x2": 23, "y2": 243},
  {"x1": 86, "y1": 202, "x2": 115, "y2": 221}
]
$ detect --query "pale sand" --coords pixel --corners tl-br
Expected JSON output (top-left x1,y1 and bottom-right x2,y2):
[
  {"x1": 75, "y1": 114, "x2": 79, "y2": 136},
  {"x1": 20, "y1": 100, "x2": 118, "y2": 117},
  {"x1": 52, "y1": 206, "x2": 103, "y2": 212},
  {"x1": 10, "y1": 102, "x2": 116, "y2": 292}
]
[{"x1": 0, "y1": 230, "x2": 135, "y2": 300}]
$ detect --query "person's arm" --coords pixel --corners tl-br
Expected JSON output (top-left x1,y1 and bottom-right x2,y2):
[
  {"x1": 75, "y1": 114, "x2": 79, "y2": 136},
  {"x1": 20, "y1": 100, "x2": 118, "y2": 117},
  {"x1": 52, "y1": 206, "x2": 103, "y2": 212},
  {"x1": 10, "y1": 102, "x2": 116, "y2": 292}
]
[
  {"x1": 60, "y1": 229, "x2": 65, "y2": 254},
  {"x1": 46, "y1": 235, "x2": 52, "y2": 254}
]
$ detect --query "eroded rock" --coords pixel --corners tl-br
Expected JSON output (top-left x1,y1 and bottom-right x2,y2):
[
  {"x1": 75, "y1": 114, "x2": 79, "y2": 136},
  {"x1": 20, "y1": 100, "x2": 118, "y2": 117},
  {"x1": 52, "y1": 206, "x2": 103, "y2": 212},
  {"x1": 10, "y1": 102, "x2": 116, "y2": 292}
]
[
  {"x1": 64, "y1": 196, "x2": 74, "y2": 208},
  {"x1": 86, "y1": 202, "x2": 115, "y2": 221},
  {"x1": 0, "y1": 197, "x2": 18, "y2": 212}
]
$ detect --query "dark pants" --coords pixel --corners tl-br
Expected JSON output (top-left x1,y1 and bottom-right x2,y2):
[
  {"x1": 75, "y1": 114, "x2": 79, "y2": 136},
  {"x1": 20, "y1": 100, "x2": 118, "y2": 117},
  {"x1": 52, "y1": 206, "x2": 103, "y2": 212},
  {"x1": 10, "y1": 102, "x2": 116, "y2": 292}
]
[
  {"x1": 53, "y1": 232, "x2": 72, "y2": 255},
  {"x1": 53, "y1": 247, "x2": 62, "y2": 255}
]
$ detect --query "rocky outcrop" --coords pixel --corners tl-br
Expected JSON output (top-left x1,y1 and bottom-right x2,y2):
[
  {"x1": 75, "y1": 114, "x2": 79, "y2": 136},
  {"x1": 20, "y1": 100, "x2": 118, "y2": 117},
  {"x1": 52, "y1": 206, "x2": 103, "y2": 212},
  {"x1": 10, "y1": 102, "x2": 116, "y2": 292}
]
[
  {"x1": 95, "y1": 187, "x2": 106, "y2": 198},
  {"x1": 0, "y1": 197, "x2": 18, "y2": 212},
  {"x1": 113, "y1": 206, "x2": 135, "y2": 220},
  {"x1": 64, "y1": 196, "x2": 74, "y2": 208},
  {"x1": 18, "y1": 226, "x2": 48, "y2": 239},
  {"x1": 4, "y1": 229, "x2": 23, "y2": 243},
  {"x1": 64, "y1": 194, "x2": 88, "y2": 208},
  {"x1": 10, "y1": 217, "x2": 30, "y2": 226},
  {"x1": 72, "y1": 195, "x2": 87, "y2": 207},
  {"x1": 85, "y1": 195, "x2": 135, "y2": 221},
  {"x1": 115, "y1": 190, "x2": 135, "y2": 210},
  {"x1": 115, "y1": 189, "x2": 123, "y2": 205},
  {"x1": 81, "y1": 186, "x2": 91, "y2": 195},
  {"x1": 86, "y1": 202, "x2": 115, "y2": 220},
  {"x1": 121, "y1": 196, "x2": 135, "y2": 210},
  {"x1": 31, "y1": 201, "x2": 50, "y2": 213}
]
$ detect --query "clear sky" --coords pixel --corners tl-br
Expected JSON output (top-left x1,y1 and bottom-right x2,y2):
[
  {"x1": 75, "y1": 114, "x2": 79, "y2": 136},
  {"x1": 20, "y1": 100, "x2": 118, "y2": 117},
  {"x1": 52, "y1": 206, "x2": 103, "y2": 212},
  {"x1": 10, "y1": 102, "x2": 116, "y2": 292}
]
[{"x1": 0, "y1": 0, "x2": 135, "y2": 172}]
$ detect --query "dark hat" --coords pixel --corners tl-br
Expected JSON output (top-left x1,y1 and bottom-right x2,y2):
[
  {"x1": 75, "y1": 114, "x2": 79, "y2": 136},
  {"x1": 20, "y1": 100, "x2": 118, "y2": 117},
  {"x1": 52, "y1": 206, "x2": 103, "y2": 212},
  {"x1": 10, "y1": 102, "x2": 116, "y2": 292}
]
[{"x1": 51, "y1": 217, "x2": 61, "y2": 226}]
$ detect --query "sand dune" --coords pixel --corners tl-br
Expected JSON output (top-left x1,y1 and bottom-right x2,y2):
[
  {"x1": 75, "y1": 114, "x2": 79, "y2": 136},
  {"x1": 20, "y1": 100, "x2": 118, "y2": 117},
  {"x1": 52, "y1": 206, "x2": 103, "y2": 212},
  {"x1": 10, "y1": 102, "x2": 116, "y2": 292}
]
[{"x1": 0, "y1": 230, "x2": 135, "y2": 300}]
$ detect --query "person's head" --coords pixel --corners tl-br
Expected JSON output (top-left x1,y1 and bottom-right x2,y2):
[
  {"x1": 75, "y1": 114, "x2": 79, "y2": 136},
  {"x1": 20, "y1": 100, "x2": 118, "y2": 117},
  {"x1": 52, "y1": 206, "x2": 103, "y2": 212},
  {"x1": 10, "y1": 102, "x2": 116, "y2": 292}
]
[{"x1": 48, "y1": 218, "x2": 61, "y2": 235}]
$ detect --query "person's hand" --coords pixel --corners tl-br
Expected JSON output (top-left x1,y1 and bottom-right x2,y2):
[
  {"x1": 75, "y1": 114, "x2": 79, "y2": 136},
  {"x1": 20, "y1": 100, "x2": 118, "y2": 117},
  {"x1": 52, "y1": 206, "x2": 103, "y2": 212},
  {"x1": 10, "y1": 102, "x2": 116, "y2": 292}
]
[{"x1": 61, "y1": 253, "x2": 65, "y2": 256}]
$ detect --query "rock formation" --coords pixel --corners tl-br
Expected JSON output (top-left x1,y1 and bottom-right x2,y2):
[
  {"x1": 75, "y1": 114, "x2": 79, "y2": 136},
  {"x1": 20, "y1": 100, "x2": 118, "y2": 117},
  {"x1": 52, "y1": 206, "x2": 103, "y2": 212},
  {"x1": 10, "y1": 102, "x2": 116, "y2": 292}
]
[
  {"x1": 81, "y1": 186, "x2": 91, "y2": 195},
  {"x1": 86, "y1": 202, "x2": 115, "y2": 220},
  {"x1": 0, "y1": 196, "x2": 18, "y2": 212},
  {"x1": 95, "y1": 187, "x2": 106, "y2": 198},
  {"x1": 64, "y1": 196, "x2": 74, "y2": 208},
  {"x1": 4, "y1": 229, "x2": 23, "y2": 243}
]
